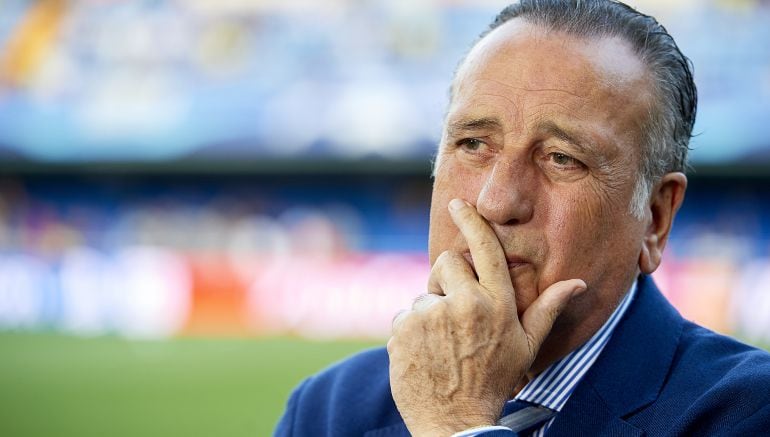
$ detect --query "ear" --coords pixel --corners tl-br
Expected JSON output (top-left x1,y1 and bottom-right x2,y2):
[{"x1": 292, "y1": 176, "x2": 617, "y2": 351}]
[{"x1": 639, "y1": 172, "x2": 687, "y2": 274}]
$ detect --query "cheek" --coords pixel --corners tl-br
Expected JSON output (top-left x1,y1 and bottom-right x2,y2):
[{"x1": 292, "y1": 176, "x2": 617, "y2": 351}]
[
  {"x1": 539, "y1": 185, "x2": 640, "y2": 284},
  {"x1": 537, "y1": 190, "x2": 611, "y2": 280},
  {"x1": 541, "y1": 195, "x2": 588, "y2": 261},
  {"x1": 428, "y1": 159, "x2": 486, "y2": 263}
]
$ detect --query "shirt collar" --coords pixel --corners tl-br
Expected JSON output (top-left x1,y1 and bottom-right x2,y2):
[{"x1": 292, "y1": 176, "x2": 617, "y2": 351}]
[{"x1": 514, "y1": 278, "x2": 638, "y2": 412}]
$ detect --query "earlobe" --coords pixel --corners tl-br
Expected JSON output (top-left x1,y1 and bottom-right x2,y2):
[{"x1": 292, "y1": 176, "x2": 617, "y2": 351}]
[
  {"x1": 639, "y1": 233, "x2": 659, "y2": 274},
  {"x1": 638, "y1": 172, "x2": 687, "y2": 274}
]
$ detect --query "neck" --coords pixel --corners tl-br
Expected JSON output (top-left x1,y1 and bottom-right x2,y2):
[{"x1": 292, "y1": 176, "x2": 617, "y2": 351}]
[{"x1": 528, "y1": 291, "x2": 620, "y2": 375}]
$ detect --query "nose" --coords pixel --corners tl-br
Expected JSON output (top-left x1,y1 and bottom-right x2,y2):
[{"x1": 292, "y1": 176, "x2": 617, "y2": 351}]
[{"x1": 476, "y1": 157, "x2": 534, "y2": 226}]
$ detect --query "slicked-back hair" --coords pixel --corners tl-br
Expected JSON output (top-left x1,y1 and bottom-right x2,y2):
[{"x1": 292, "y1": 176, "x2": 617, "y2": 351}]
[{"x1": 449, "y1": 0, "x2": 697, "y2": 218}]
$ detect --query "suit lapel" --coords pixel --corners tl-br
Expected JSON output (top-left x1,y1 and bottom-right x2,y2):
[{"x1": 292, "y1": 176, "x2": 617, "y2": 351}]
[
  {"x1": 547, "y1": 384, "x2": 642, "y2": 436},
  {"x1": 549, "y1": 275, "x2": 683, "y2": 435}
]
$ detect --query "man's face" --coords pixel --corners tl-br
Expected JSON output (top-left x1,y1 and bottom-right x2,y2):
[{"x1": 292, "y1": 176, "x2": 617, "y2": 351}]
[{"x1": 429, "y1": 19, "x2": 654, "y2": 336}]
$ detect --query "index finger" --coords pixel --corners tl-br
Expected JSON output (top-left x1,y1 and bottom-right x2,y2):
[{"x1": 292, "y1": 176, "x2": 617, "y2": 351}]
[{"x1": 448, "y1": 198, "x2": 514, "y2": 299}]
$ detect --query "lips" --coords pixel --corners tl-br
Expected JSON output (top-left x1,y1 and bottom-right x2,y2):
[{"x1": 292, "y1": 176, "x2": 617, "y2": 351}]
[
  {"x1": 462, "y1": 251, "x2": 530, "y2": 272},
  {"x1": 506, "y1": 257, "x2": 528, "y2": 269}
]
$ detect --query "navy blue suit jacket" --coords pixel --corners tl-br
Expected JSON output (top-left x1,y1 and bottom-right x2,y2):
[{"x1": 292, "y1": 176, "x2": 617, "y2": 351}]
[{"x1": 275, "y1": 276, "x2": 770, "y2": 436}]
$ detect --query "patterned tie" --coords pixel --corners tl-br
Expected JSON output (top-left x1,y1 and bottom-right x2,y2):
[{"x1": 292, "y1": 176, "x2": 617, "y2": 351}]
[{"x1": 496, "y1": 399, "x2": 557, "y2": 436}]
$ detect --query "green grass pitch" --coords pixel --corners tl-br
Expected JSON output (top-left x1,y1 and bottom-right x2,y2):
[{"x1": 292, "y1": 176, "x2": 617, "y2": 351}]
[
  {"x1": 0, "y1": 333, "x2": 382, "y2": 437},
  {"x1": 2, "y1": 332, "x2": 766, "y2": 436}
]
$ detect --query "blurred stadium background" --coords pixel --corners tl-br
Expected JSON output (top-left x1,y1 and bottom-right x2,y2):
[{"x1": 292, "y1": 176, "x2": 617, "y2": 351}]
[{"x1": 0, "y1": 0, "x2": 769, "y2": 435}]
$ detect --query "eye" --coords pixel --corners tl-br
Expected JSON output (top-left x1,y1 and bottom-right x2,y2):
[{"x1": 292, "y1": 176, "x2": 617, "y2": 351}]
[
  {"x1": 456, "y1": 138, "x2": 486, "y2": 152},
  {"x1": 548, "y1": 152, "x2": 585, "y2": 169}
]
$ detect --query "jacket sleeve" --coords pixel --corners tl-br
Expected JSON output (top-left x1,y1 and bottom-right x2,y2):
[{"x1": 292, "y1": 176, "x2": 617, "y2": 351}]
[
  {"x1": 730, "y1": 403, "x2": 770, "y2": 434},
  {"x1": 273, "y1": 377, "x2": 312, "y2": 437}
]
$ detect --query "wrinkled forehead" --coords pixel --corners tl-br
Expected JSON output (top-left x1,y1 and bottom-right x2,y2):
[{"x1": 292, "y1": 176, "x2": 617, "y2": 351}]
[{"x1": 450, "y1": 18, "x2": 652, "y2": 109}]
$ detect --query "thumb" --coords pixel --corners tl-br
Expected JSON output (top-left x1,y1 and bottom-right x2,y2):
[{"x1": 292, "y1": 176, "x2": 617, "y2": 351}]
[{"x1": 520, "y1": 279, "x2": 586, "y2": 354}]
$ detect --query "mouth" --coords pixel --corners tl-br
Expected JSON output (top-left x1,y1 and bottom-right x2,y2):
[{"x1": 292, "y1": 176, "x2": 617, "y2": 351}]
[
  {"x1": 506, "y1": 258, "x2": 529, "y2": 269},
  {"x1": 462, "y1": 251, "x2": 530, "y2": 272}
]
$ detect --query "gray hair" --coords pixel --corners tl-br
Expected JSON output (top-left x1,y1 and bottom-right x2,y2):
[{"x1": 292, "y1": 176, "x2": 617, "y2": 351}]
[{"x1": 443, "y1": 0, "x2": 697, "y2": 219}]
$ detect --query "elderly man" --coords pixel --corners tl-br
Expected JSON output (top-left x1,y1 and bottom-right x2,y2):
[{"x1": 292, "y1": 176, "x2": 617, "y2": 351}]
[{"x1": 275, "y1": 1, "x2": 770, "y2": 435}]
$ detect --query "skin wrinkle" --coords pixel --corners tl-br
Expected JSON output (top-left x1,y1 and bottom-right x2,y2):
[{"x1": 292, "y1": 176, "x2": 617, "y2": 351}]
[
  {"x1": 526, "y1": 103, "x2": 581, "y2": 120},
  {"x1": 517, "y1": 87, "x2": 585, "y2": 97},
  {"x1": 463, "y1": 78, "x2": 588, "y2": 100},
  {"x1": 446, "y1": 115, "x2": 613, "y2": 182},
  {"x1": 460, "y1": 90, "x2": 522, "y2": 126},
  {"x1": 448, "y1": 83, "x2": 589, "y2": 105},
  {"x1": 469, "y1": 81, "x2": 590, "y2": 99},
  {"x1": 449, "y1": 117, "x2": 503, "y2": 134},
  {"x1": 431, "y1": 19, "x2": 652, "y2": 372}
]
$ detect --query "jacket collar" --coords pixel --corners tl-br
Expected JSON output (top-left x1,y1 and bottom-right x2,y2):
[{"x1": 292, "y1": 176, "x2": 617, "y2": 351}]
[{"x1": 546, "y1": 275, "x2": 683, "y2": 435}]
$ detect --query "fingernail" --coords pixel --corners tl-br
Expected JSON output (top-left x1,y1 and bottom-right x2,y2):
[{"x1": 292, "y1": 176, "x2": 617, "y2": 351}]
[
  {"x1": 449, "y1": 198, "x2": 466, "y2": 211},
  {"x1": 572, "y1": 281, "x2": 587, "y2": 296}
]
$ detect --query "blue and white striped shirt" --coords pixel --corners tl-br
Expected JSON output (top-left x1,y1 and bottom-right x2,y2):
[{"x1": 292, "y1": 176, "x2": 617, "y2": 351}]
[
  {"x1": 453, "y1": 280, "x2": 638, "y2": 437},
  {"x1": 515, "y1": 279, "x2": 637, "y2": 436}
]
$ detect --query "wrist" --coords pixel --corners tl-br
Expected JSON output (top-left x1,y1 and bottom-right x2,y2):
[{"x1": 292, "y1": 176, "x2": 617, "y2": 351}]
[{"x1": 410, "y1": 417, "x2": 498, "y2": 437}]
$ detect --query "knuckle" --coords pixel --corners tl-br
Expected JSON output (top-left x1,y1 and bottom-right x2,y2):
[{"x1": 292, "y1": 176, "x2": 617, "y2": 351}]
[
  {"x1": 435, "y1": 250, "x2": 464, "y2": 269},
  {"x1": 445, "y1": 250, "x2": 466, "y2": 265},
  {"x1": 394, "y1": 306, "x2": 432, "y2": 333},
  {"x1": 412, "y1": 293, "x2": 441, "y2": 312},
  {"x1": 441, "y1": 251, "x2": 467, "y2": 272},
  {"x1": 391, "y1": 309, "x2": 410, "y2": 332},
  {"x1": 431, "y1": 252, "x2": 451, "y2": 275},
  {"x1": 426, "y1": 296, "x2": 447, "y2": 313}
]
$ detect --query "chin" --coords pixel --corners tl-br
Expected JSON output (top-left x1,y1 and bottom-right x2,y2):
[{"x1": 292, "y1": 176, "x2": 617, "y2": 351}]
[{"x1": 510, "y1": 272, "x2": 539, "y2": 315}]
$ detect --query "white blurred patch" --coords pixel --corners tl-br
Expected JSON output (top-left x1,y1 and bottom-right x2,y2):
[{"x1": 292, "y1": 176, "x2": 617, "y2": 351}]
[
  {"x1": 58, "y1": 245, "x2": 191, "y2": 339},
  {"x1": 110, "y1": 247, "x2": 191, "y2": 339},
  {"x1": 0, "y1": 254, "x2": 50, "y2": 329}
]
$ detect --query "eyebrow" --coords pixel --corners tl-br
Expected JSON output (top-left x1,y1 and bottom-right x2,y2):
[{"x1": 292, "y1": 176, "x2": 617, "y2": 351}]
[
  {"x1": 447, "y1": 117, "x2": 503, "y2": 136},
  {"x1": 537, "y1": 121, "x2": 592, "y2": 153},
  {"x1": 445, "y1": 117, "x2": 599, "y2": 153}
]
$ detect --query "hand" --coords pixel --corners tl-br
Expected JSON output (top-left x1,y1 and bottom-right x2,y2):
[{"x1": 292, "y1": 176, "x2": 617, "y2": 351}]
[{"x1": 387, "y1": 199, "x2": 586, "y2": 436}]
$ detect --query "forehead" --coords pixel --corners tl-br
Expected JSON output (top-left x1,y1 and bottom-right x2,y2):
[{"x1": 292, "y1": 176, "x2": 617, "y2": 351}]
[{"x1": 449, "y1": 19, "x2": 653, "y2": 146}]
